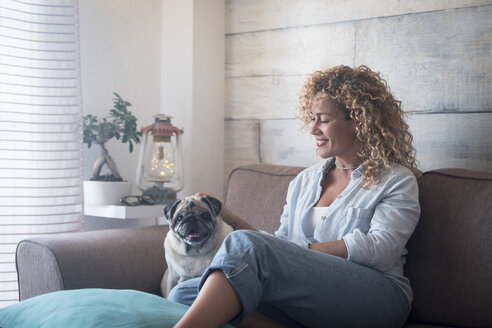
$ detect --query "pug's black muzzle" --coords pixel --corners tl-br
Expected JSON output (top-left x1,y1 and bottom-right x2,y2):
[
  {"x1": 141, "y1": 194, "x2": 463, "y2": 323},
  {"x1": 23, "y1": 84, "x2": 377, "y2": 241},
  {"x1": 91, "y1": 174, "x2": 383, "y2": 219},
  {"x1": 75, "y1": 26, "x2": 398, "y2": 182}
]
[{"x1": 173, "y1": 215, "x2": 214, "y2": 247}]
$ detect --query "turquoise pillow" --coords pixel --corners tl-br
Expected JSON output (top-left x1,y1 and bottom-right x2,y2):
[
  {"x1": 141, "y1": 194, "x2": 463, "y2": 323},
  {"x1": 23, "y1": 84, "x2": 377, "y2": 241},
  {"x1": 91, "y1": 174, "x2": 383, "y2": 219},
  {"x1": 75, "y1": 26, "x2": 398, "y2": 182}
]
[{"x1": 0, "y1": 289, "x2": 233, "y2": 328}]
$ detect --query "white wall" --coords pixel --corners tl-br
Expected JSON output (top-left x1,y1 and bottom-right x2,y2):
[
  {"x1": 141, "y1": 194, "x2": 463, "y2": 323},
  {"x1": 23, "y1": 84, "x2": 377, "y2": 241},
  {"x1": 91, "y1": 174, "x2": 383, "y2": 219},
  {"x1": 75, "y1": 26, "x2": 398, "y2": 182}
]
[
  {"x1": 161, "y1": 0, "x2": 225, "y2": 200},
  {"x1": 191, "y1": 0, "x2": 225, "y2": 199},
  {"x1": 80, "y1": 0, "x2": 225, "y2": 229},
  {"x1": 79, "y1": 0, "x2": 162, "y2": 185},
  {"x1": 80, "y1": 0, "x2": 162, "y2": 230},
  {"x1": 224, "y1": 0, "x2": 492, "y2": 175}
]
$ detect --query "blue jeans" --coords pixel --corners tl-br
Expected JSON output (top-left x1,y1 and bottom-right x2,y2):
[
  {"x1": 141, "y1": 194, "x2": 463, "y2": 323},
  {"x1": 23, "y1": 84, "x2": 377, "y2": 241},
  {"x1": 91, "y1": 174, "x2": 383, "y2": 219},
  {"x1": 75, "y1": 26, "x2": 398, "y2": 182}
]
[{"x1": 168, "y1": 230, "x2": 410, "y2": 328}]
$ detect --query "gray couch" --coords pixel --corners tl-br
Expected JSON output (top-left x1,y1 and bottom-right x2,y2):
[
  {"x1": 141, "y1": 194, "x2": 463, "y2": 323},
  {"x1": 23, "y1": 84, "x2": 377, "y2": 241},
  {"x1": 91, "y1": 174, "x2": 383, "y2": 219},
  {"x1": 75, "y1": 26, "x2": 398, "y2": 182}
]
[{"x1": 16, "y1": 163, "x2": 492, "y2": 327}]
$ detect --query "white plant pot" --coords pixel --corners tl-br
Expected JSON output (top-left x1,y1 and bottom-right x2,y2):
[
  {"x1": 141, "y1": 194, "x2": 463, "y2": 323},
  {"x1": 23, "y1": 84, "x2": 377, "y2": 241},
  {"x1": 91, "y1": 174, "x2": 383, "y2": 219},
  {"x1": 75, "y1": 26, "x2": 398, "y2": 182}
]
[{"x1": 84, "y1": 180, "x2": 133, "y2": 205}]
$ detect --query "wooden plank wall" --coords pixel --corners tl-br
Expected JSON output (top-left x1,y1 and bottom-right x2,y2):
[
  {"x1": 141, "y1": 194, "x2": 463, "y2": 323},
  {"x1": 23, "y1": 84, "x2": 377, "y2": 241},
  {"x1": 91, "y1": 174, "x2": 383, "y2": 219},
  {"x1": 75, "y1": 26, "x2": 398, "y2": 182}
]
[{"x1": 224, "y1": 0, "x2": 492, "y2": 181}]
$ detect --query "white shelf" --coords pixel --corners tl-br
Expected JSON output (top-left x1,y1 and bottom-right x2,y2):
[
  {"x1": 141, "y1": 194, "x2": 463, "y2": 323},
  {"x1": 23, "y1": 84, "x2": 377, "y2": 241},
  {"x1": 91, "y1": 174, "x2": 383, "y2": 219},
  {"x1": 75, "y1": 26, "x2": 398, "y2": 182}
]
[{"x1": 84, "y1": 204, "x2": 167, "y2": 219}]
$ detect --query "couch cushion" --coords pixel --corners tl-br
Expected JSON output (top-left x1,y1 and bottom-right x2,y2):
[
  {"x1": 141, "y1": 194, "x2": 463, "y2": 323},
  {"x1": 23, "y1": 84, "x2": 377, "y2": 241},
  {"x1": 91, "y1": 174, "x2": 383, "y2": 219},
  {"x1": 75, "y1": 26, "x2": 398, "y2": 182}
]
[
  {"x1": 225, "y1": 163, "x2": 304, "y2": 233},
  {"x1": 405, "y1": 169, "x2": 492, "y2": 327},
  {"x1": 0, "y1": 288, "x2": 235, "y2": 328}
]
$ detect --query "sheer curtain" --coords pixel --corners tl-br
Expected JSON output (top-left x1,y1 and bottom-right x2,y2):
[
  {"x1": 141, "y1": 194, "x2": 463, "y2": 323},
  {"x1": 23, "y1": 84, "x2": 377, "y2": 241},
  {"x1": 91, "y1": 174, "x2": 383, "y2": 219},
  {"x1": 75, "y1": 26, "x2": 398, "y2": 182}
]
[{"x1": 0, "y1": 0, "x2": 84, "y2": 307}]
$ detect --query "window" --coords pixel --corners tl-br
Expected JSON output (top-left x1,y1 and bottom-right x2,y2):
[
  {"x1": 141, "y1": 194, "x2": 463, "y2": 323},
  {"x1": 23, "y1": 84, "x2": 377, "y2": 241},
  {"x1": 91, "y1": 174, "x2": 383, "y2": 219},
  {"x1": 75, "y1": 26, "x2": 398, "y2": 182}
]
[{"x1": 0, "y1": 0, "x2": 83, "y2": 307}]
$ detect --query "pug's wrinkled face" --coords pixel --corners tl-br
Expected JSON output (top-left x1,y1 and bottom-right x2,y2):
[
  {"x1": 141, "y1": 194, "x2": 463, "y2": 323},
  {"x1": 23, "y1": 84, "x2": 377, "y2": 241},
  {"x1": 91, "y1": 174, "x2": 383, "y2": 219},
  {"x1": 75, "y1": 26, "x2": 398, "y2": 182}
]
[{"x1": 164, "y1": 196, "x2": 222, "y2": 247}]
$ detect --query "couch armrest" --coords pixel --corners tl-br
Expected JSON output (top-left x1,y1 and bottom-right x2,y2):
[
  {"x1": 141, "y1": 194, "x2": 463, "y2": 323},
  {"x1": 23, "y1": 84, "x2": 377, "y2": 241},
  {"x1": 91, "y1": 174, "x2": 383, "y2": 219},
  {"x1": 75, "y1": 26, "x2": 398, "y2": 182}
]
[{"x1": 16, "y1": 225, "x2": 169, "y2": 301}]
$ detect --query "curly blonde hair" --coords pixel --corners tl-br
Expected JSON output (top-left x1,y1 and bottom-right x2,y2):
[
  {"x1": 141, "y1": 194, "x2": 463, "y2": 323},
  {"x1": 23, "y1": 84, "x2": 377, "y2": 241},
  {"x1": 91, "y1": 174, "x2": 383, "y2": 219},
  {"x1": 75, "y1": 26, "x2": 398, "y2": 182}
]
[{"x1": 298, "y1": 65, "x2": 417, "y2": 188}]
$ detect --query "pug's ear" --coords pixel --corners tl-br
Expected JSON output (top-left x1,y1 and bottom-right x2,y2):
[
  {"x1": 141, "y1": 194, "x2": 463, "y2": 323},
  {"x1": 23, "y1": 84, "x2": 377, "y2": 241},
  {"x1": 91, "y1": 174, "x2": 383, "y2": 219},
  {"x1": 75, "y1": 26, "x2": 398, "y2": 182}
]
[
  {"x1": 163, "y1": 199, "x2": 181, "y2": 221},
  {"x1": 201, "y1": 196, "x2": 222, "y2": 217}
]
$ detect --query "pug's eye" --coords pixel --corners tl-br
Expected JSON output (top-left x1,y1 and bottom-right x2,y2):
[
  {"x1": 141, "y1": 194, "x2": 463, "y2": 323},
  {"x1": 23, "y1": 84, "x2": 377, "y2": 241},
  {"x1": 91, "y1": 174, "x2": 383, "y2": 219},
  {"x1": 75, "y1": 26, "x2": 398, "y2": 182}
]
[
  {"x1": 176, "y1": 215, "x2": 183, "y2": 222},
  {"x1": 201, "y1": 212, "x2": 211, "y2": 221}
]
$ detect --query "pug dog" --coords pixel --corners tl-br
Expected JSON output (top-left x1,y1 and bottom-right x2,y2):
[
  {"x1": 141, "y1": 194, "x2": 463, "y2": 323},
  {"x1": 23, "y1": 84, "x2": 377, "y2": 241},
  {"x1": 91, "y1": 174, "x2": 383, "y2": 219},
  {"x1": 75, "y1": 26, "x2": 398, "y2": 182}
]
[{"x1": 160, "y1": 195, "x2": 233, "y2": 298}]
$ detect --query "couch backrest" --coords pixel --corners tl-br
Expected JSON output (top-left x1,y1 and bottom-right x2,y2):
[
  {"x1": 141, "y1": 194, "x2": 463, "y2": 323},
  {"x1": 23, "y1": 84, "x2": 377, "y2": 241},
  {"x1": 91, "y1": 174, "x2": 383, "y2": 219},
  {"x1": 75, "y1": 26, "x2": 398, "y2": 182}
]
[
  {"x1": 225, "y1": 163, "x2": 304, "y2": 233},
  {"x1": 405, "y1": 169, "x2": 492, "y2": 327}
]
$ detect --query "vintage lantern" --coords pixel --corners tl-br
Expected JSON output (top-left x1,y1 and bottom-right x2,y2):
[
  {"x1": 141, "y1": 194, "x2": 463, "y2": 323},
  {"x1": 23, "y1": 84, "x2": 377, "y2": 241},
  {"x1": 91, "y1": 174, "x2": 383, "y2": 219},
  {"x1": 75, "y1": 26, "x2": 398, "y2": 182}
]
[{"x1": 136, "y1": 114, "x2": 183, "y2": 204}]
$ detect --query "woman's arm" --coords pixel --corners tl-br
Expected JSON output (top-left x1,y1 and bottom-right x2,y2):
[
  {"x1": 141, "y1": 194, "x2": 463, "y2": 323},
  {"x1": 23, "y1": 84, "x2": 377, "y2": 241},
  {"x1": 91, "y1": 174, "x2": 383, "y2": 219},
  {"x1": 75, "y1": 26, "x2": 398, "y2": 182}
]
[
  {"x1": 220, "y1": 205, "x2": 258, "y2": 231},
  {"x1": 194, "y1": 192, "x2": 257, "y2": 231},
  {"x1": 309, "y1": 239, "x2": 348, "y2": 259},
  {"x1": 342, "y1": 171, "x2": 420, "y2": 272}
]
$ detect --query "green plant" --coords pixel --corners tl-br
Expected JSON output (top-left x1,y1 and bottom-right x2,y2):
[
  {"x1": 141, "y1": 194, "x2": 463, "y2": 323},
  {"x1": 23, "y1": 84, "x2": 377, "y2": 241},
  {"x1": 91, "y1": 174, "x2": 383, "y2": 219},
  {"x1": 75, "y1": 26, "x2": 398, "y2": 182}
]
[{"x1": 83, "y1": 92, "x2": 141, "y2": 181}]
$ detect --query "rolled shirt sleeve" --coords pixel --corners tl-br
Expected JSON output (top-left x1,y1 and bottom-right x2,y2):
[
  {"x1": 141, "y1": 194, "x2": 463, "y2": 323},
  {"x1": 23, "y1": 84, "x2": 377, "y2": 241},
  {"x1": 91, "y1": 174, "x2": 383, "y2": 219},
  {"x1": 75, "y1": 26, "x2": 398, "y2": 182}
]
[{"x1": 343, "y1": 172, "x2": 420, "y2": 273}]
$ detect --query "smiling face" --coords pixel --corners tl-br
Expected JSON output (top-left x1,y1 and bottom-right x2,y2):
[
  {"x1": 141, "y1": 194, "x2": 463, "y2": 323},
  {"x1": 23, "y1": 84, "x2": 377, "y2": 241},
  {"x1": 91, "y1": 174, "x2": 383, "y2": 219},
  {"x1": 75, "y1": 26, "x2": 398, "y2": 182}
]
[{"x1": 310, "y1": 92, "x2": 360, "y2": 163}]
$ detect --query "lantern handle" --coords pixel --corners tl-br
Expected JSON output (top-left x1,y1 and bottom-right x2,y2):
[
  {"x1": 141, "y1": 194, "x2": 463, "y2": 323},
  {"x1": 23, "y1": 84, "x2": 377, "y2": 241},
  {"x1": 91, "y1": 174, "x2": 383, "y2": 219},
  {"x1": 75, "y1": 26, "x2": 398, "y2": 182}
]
[
  {"x1": 141, "y1": 124, "x2": 153, "y2": 135},
  {"x1": 135, "y1": 131, "x2": 149, "y2": 191},
  {"x1": 172, "y1": 126, "x2": 184, "y2": 135},
  {"x1": 170, "y1": 131, "x2": 184, "y2": 191}
]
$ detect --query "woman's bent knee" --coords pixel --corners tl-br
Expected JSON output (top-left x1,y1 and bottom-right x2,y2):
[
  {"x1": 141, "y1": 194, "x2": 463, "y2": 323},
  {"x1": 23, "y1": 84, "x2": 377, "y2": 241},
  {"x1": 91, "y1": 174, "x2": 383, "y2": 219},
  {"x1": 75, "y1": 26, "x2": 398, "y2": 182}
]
[
  {"x1": 167, "y1": 277, "x2": 200, "y2": 306},
  {"x1": 225, "y1": 230, "x2": 266, "y2": 247}
]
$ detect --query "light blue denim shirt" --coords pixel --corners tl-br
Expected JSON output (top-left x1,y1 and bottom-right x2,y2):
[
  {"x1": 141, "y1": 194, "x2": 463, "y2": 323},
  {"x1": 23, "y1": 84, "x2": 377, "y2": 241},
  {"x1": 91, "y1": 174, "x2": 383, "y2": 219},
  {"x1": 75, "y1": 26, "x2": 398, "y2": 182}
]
[{"x1": 274, "y1": 158, "x2": 420, "y2": 305}]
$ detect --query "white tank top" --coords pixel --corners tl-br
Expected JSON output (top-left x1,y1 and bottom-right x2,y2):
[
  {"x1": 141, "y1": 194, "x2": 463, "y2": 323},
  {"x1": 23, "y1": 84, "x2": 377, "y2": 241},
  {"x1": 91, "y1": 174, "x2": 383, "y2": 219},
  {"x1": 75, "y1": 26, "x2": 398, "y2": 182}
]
[{"x1": 303, "y1": 206, "x2": 329, "y2": 238}]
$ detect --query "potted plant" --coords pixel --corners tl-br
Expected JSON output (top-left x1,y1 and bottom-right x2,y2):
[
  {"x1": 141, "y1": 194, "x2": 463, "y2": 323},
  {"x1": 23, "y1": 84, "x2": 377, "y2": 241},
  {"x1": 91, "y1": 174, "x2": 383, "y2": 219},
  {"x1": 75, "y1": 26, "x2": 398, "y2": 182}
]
[{"x1": 83, "y1": 92, "x2": 141, "y2": 205}]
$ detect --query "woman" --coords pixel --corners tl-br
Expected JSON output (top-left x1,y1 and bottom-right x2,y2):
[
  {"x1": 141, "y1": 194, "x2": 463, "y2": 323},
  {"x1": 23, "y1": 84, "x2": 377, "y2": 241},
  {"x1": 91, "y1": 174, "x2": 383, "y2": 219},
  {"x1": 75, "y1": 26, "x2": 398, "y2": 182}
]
[{"x1": 170, "y1": 65, "x2": 420, "y2": 328}]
